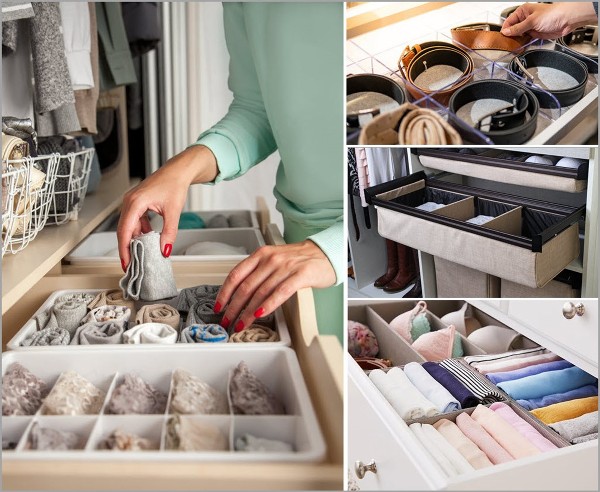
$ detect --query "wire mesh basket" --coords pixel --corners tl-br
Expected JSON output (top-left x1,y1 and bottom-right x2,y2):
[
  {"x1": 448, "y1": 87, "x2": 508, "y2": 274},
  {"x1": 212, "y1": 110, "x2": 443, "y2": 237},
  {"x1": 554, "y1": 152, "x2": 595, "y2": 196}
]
[
  {"x1": 2, "y1": 154, "x2": 59, "y2": 256},
  {"x1": 43, "y1": 147, "x2": 95, "y2": 225}
]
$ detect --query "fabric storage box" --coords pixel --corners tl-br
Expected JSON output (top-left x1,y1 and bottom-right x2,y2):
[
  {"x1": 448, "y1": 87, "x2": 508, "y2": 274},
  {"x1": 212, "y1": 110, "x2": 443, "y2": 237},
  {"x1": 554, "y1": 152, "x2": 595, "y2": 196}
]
[
  {"x1": 415, "y1": 148, "x2": 589, "y2": 193},
  {"x1": 1, "y1": 346, "x2": 325, "y2": 462},
  {"x1": 364, "y1": 171, "x2": 584, "y2": 289},
  {"x1": 434, "y1": 257, "x2": 500, "y2": 298},
  {"x1": 7, "y1": 288, "x2": 291, "y2": 349},
  {"x1": 65, "y1": 229, "x2": 265, "y2": 265},
  {"x1": 501, "y1": 271, "x2": 582, "y2": 298}
]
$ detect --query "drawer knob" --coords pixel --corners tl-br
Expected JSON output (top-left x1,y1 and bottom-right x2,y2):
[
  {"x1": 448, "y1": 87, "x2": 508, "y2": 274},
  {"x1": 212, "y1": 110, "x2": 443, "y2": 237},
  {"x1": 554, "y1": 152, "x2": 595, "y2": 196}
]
[
  {"x1": 355, "y1": 459, "x2": 377, "y2": 479},
  {"x1": 563, "y1": 301, "x2": 585, "y2": 319}
]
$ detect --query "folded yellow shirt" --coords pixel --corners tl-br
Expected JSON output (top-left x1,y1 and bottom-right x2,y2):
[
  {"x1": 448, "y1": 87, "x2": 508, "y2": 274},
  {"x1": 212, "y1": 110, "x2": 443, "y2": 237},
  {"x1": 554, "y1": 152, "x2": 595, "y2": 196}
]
[{"x1": 531, "y1": 396, "x2": 598, "y2": 425}]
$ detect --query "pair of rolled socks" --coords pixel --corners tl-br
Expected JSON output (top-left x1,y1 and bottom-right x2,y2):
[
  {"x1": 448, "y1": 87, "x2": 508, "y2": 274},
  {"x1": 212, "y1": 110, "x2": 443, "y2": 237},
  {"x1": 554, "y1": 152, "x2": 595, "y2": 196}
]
[
  {"x1": 185, "y1": 300, "x2": 222, "y2": 326},
  {"x1": 235, "y1": 434, "x2": 293, "y2": 452},
  {"x1": 21, "y1": 327, "x2": 70, "y2": 346},
  {"x1": 403, "y1": 362, "x2": 460, "y2": 413},
  {"x1": 180, "y1": 324, "x2": 228, "y2": 343},
  {"x1": 82, "y1": 305, "x2": 131, "y2": 325},
  {"x1": 229, "y1": 325, "x2": 279, "y2": 342},
  {"x1": 175, "y1": 285, "x2": 220, "y2": 312},
  {"x1": 135, "y1": 303, "x2": 180, "y2": 330},
  {"x1": 517, "y1": 384, "x2": 598, "y2": 410},
  {"x1": 35, "y1": 299, "x2": 87, "y2": 337},
  {"x1": 496, "y1": 366, "x2": 597, "y2": 400},
  {"x1": 409, "y1": 422, "x2": 474, "y2": 477},
  {"x1": 347, "y1": 320, "x2": 379, "y2": 358},
  {"x1": 41, "y1": 371, "x2": 105, "y2": 415},
  {"x1": 166, "y1": 415, "x2": 228, "y2": 451},
  {"x1": 531, "y1": 396, "x2": 598, "y2": 424},
  {"x1": 106, "y1": 373, "x2": 167, "y2": 415},
  {"x1": 2, "y1": 363, "x2": 48, "y2": 416},
  {"x1": 169, "y1": 368, "x2": 229, "y2": 415},
  {"x1": 70, "y1": 321, "x2": 125, "y2": 345},
  {"x1": 88, "y1": 289, "x2": 135, "y2": 312},
  {"x1": 369, "y1": 367, "x2": 438, "y2": 420},
  {"x1": 184, "y1": 241, "x2": 247, "y2": 256},
  {"x1": 123, "y1": 323, "x2": 178, "y2": 344},
  {"x1": 550, "y1": 410, "x2": 598, "y2": 442},
  {"x1": 56, "y1": 292, "x2": 95, "y2": 307}
]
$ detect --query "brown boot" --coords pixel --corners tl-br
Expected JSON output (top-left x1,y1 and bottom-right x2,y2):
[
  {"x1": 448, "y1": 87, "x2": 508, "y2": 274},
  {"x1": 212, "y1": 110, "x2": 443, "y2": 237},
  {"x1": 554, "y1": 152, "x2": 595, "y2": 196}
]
[
  {"x1": 374, "y1": 239, "x2": 399, "y2": 288},
  {"x1": 383, "y1": 243, "x2": 417, "y2": 293},
  {"x1": 404, "y1": 249, "x2": 422, "y2": 297}
]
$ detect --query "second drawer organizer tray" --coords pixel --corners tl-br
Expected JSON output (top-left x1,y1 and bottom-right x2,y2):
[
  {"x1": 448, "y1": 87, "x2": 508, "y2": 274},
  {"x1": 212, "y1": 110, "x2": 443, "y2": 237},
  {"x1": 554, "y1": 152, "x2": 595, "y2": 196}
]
[
  {"x1": 65, "y1": 229, "x2": 265, "y2": 264},
  {"x1": 1, "y1": 347, "x2": 326, "y2": 462},
  {"x1": 7, "y1": 289, "x2": 291, "y2": 350},
  {"x1": 415, "y1": 148, "x2": 589, "y2": 193},
  {"x1": 365, "y1": 171, "x2": 585, "y2": 288}
]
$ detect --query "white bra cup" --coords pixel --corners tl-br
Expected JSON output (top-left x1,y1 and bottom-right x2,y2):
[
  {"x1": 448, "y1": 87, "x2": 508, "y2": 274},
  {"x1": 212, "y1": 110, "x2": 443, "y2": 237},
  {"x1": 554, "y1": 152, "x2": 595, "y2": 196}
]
[
  {"x1": 555, "y1": 157, "x2": 585, "y2": 169},
  {"x1": 525, "y1": 155, "x2": 555, "y2": 166},
  {"x1": 467, "y1": 325, "x2": 522, "y2": 354},
  {"x1": 440, "y1": 302, "x2": 481, "y2": 337}
]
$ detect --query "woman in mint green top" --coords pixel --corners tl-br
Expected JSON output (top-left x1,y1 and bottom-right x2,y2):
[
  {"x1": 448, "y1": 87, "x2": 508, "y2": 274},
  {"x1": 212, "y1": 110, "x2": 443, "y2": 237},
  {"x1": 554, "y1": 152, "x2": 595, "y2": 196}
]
[{"x1": 118, "y1": 3, "x2": 343, "y2": 341}]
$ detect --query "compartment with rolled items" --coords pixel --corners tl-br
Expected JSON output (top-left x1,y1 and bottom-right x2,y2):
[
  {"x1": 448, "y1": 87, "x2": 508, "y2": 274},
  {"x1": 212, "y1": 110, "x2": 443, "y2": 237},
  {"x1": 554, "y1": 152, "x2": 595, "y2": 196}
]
[
  {"x1": 364, "y1": 171, "x2": 584, "y2": 288},
  {"x1": 7, "y1": 287, "x2": 291, "y2": 350},
  {"x1": 1, "y1": 347, "x2": 326, "y2": 462},
  {"x1": 414, "y1": 148, "x2": 590, "y2": 193}
]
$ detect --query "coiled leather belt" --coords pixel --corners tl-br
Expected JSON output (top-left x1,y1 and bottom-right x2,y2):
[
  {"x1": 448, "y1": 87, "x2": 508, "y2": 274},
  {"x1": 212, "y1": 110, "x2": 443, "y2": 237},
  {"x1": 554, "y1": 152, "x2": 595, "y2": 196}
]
[
  {"x1": 555, "y1": 25, "x2": 598, "y2": 73},
  {"x1": 508, "y1": 49, "x2": 588, "y2": 108},
  {"x1": 448, "y1": 80, "x2": 539, "y2": 144},
  {"x1": 358, "y1": 103, "x2": 462, "y2": 145},
  {"x1": 451, "y1": 23, "x2": 530, "y2": 52},
  {"x1": 398, "y1": 41, "x2": 474, "y2": 105}
]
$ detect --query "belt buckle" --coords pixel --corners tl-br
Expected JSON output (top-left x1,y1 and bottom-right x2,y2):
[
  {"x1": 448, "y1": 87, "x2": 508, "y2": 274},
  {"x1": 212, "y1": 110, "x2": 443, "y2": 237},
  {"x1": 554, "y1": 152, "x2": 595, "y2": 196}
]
[
  {"x1": 475, "y1": 90, "x2": 527, "y2": 132},
  {"x1": 571, "y1": 25, "x2": 598, "y2": 45},
  {"x1": 513, "y1": 56, "x2": 535, "y2": 85},
  {"x1": 400, "y1": 44, "x2": 422, "y2": 68}
]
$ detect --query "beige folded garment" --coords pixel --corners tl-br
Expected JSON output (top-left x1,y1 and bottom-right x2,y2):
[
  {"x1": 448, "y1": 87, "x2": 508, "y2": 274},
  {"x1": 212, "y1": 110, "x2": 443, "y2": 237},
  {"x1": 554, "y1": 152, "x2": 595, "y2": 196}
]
[{"x1": 434, "y1": 418, "x2": 493, "y2": 469}]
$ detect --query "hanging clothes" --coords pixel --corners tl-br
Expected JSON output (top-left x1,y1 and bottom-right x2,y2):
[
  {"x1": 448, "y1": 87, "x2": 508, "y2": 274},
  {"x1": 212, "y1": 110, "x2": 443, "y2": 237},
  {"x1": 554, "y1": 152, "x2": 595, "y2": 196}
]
[
  {"x1": 365, "y1": 147, "x2": 408, "y2": 184},
  {"x1": 1, "y1": 1, "x2": 34, "y2": 22},
  {"x1": 121, "y1": 2, "x2": 161, "y2": 57}
]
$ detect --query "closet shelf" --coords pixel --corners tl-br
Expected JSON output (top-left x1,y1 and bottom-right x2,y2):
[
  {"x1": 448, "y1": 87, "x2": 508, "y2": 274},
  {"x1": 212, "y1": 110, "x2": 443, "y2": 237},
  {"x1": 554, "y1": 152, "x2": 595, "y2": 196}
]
[{"x1": 1, "y1": 175, "x2": 140, "y2": 315}]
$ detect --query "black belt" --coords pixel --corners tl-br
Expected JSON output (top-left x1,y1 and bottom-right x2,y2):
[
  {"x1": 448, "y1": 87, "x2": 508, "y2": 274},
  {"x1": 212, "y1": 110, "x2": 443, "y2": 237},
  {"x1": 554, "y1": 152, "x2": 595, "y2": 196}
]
[
  {"x1": 555, "y1": 25, "x2": 598, "y2": 74},
  {"x1": 448, "y1": 80, "x2": 539, "y2": 145},
  {"x1": 508, "y1": 49, "x2": 588, "y2": 108},
  {"x1": 346, "y1": 74, "x2": 406, "y2": 144}
]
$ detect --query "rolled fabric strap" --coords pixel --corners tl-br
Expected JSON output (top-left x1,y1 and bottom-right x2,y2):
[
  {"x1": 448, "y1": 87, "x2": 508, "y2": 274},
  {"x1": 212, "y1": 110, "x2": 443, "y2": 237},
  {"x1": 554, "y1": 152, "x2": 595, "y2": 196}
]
[
  {"x1": 82, "y1": 305, "x2": 131, "y2": 325},
  {"x1": 206, "y1": 214, "x2": 229, "y2": 228},
  {"x1": 359, "y1": 102, "x2": 461, "y2": 145},
  {"x1": 229, "y1": 325, "x2": 279, "y2": 343},
  {"x1": 346, "y1": 73, "x2": 406, "y2": 129},
  {"x1": 119, "y1": 231, "x2": 178, "y2": 301},
  {"x1": 229, "y1": 361, "x2": 285, "y2": 415},
  {"x1": 36, "y1": 299, "x2": 87, "y2": 337},
  {"x1": 21, "y1": 327, "x2": 70, "y2": 346},
  {"x1": 353, "y1": 356, "x2": 393, "y2": 370},
  {"x1": 70, "y1": 321, "x2": 125, "y2": 345},
  {"x1": 186, "y1": 300, "x2": 222, "y2": 325},
  {"x1": 448, "y1": 80, "x2": 539, "y2": 145},
  {"x1": 508, "y1": 49, "x2": 588, "y2": 108},
  {"x1": 227, "y1": 213, "x2": 252, "y2": 228},
  {"x1": 135, "y1": 303, "x2": 180, "y2": 331},
  {"x1": 180, "y1": 324, "x2": 229, "y2": 343},
  {"x1": 122, "y1": 323, "x2": 178, "y2": 344},
  {"x1": 555, "y1": 25, "x2": 598, "y2": 74},
  {"x1": 398, "y1": 41, "x2": 474, "y2": 105},
  {"x1": 235, "y1": 434, "x2": 293, "y2": 452},
  {"x1": 55, "y1": 292, "x2": 96, "y2": 307},
  {"x1": 174, "y1": 285, "x2": 220, "y2": 312},
  {"x1": 88, "y1": 289, "x2": 136, "y2": 312},
  {"x1": 451, "y1": 23, "x2": 530, "y2": 52}
]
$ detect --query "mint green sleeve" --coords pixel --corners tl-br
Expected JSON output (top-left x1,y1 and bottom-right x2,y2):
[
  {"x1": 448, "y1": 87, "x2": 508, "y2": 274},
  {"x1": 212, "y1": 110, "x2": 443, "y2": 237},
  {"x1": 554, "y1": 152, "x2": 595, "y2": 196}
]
[
  {"x1": 191, "y1": 3, "x2": 277, "y2": 183},
  {"x1": 307, "y1": 220, "x2": 345, "y2": 287}
]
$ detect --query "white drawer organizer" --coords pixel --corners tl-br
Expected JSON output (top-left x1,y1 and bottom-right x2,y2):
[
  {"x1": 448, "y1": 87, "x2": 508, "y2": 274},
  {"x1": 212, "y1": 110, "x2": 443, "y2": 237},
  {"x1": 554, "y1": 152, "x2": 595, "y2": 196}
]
[
  {"x1": 347, "y1": 299, "x2": 599, "y2": 491},
  {"x1": 2, "y1": 347, "x2": 325, "y2": 463},
  {"x1": 65, "y1": 229, "x2": 265, "y2": 265},
  {"x1": 7, "y1": 289, "x2": 291, "y2": 350}
]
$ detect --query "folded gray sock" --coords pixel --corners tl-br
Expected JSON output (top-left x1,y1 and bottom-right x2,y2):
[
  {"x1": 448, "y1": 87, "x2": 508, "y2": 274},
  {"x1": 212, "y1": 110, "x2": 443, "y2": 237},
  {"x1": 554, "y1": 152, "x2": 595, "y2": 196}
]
[
  {"x1": 28, "y1": 423, "x2": 81, "y2": 450},
  {"x1": 70, "y1": 321, "x2": 125, "y2": 345},
  {"x1": 206, "y1": 214, "x2": 229, "y2": 228},
  {"x1": 550, "y1": 411, "x2": 598, "y2": 442},
  {"x1": 235, "y1": 434, "x2": 293, "y2": 452},
  {"x1": 174, "y1": 285, "x2": 220, "y2": 312},
  {"x1": 186, "y1": 300, "x2": 222, "y2": 326},
  {"x1": 119, "y1": 232, "x2": 178, "y2": 301},
  {"x1": 81, "y1": 305, "x2": 130, "y2": 326},
  {"x1": 227, "y1": 213, "x2": 251, "y2": 228},
  {"x1": 55, "y1": 292, "x2": 96, "y2": 307},
  {"x1": 36, "y1": 299, "x2": 87, "y2": 337},
  {"x1": 180, "y1": 324, "x2": 228, "y2": 343},
  {"x1": 229, "y1": 361, "x2": 285, "y2": 415},
  {"x1": 572, "y1": 432, "x2": 598, "y2": 444},
  {"x1": 21, "y1": 327, "x2": 70, "y2": 346},
  {"x1": 106, "y1": 373, "x2": 167, "y2": 415}
]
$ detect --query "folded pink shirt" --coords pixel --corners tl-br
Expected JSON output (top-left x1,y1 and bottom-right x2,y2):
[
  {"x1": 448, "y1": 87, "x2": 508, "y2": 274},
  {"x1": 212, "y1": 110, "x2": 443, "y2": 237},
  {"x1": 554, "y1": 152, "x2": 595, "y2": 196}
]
[{"x1": 455, "y1": 412, "x2": 514, "y2": 465}]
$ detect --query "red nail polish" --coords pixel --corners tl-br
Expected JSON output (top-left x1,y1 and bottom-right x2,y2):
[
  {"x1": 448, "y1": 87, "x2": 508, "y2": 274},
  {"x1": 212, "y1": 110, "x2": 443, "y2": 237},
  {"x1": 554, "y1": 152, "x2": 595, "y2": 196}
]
[
  {"x1": 221, "y1": 316, "x2": 230, "y2": 329},
  {"x1": 121, "y1": 259, "x2": 127, "y2": 272},
  {"x1": 234, "y1": 320, "x2": 245, "y2": 333},
  {"x1": 213, "y1": 301, "x2": 222, "y2": 314},
  {"x1": 254, "y1": 307, "x2": 265, "y2": 318},
  {"x1": 163, "y1": 243, "x2": 173, "y2": 258}
]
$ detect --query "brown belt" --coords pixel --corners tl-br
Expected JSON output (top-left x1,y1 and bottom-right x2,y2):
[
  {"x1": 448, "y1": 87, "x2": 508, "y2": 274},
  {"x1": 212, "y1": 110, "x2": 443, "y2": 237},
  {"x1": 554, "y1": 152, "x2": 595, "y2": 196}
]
[
  {"x1": 358, "y1": 103, "x2": 462, "y2": 145},
  {"x1": 398, "y1": 41, "x2": 474, "y2": 105},
  {"x1": 451, "y1": 23, "x2": 530, "y2": 52}
]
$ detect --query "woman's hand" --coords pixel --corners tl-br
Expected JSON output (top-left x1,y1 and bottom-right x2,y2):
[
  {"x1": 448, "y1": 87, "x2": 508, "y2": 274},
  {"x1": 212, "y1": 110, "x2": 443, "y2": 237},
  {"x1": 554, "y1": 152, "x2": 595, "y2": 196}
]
[
  {"x1": 117, "y1": 145, "x2": 218, "y2": 270},
  {"x1": 214, "y1": 240, "x2": 337, "y2": 332},
  {"x1": 501, "y1": 2, "x2": 597, "y2": 39}
]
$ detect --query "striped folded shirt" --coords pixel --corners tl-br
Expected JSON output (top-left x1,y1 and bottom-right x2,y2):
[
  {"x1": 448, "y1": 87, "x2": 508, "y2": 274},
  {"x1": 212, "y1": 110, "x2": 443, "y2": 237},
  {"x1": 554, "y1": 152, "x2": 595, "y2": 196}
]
[{"x1": 438, "y1": 359, "x2": 505, "y2": 404}]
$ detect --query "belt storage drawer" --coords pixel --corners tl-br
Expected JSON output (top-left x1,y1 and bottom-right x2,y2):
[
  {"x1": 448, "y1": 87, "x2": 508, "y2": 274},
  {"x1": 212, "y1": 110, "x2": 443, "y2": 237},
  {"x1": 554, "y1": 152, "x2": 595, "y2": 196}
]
[
  {"x1": 415, "y1": 148, "x2": 589, "y2": 193},
  {"x1": 365, "y1": 172, "x2": 584, "y2": 289}
]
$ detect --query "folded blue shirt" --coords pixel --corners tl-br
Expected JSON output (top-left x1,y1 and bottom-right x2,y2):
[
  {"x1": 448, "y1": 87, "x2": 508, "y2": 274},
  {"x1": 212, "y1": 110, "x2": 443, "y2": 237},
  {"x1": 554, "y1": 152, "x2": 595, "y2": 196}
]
[
  {"x1": 487, "y1": 359, "x2": 573, "y2": 385},
  {"x1": 517, "y1": 384, "x2": 599, "y2": 411}
]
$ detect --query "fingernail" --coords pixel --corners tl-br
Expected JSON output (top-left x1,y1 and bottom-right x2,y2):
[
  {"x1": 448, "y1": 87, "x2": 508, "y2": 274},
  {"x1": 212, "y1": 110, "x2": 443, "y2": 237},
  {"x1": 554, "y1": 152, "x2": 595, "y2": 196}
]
[
  {"x1": 162, "y1": 243, "x2": 173, "y2": 258},
  {"x1": 254, "y1": 307, "x2": 265, "y2": 318},
  {"x1": 234, "y1": 320, "x2": 245, "y2": 333},
  {"x1": 213, "y1": 301, "x2": 222, "y2": 314},
  {"x1": 120, "y1": 258, "x2": 127, "y2": 272},
  {"x1": 221, "y1": 316, "x2": 230, "y2": 329}
]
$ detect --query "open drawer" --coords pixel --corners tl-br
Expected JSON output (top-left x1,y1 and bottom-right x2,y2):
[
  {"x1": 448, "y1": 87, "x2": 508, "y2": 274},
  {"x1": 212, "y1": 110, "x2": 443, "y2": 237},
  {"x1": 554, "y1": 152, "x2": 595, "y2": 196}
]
[
  {"x1": 414, "y1": 148, "x2": 590, "y2": 193},
  {"x1": 364, "y1": 172, "x2": 585, "y2": 288}
]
